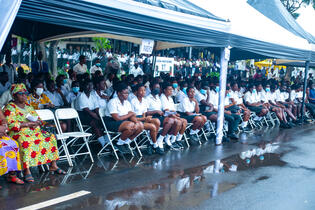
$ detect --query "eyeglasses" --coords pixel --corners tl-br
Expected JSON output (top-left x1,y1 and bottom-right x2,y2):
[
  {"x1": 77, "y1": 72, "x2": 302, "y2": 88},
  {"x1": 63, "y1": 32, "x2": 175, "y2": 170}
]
[{"x1": 15, "y1": 92, "x2": 28, "y2": 95}]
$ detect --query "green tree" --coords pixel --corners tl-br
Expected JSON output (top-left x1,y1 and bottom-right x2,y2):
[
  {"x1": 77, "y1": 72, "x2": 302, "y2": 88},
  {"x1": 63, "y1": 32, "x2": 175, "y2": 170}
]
[
  {"x1": 280, "y1": 0, "x2": 315, "y2": 18},
  {"x1": 92, "y1": 37, "x2": 111, "y2": 51}
]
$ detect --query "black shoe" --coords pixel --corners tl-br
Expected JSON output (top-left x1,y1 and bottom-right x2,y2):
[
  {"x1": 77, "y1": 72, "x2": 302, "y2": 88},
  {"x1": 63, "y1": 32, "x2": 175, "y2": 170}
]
[
  {"x1": 146, "y1": 144, "x2": 154, "y2": 155},
  {"x1": 165, "y1": 143, "x2": 180, "y2": 151},
  {"x1": 155, "y1": 147, "x2": 165, "y2": 155},
  {"x1": 116, "y1": 144, "x2": 129, "y2": 154},
  {"x1": 222, "y1": 136, "x2": 230, "y2": 143},
  {"x1": 175, "y1": 141, "x2": 184, "y2": 149},
  {"x1": 280, "y1": 122, "x2": 290, "y2": 129},
  {"x1": 241, "y1": 126, "x2": 252, "y2": 132},
  {"x1": 172, "y1": 142, "x2": 181, "y2": 149},
  {"x1": 189, "y1": 134, "x2": 199, "y2": 145},
  {"x1": 227, "y1": 133, "x2": 239, "y2": 140},
  {"x1": 288, "y1": 122, "x2": 295, "y2": 127}
]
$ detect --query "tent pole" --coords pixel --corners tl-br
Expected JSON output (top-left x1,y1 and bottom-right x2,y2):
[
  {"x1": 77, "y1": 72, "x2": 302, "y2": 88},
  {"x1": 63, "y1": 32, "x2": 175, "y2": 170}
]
[
  {"x1": 301, "y1": 61, "x2": 310, "y2": 124},
  {"x1": 216, "y1": 47, "x2": 230, "y2": 145}
]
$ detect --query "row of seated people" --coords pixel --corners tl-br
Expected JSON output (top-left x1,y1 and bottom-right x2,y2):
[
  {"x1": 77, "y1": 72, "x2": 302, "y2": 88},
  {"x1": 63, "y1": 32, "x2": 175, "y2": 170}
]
[{"x1": 1, "y1": 72, "x2": 315, "y2": 187}]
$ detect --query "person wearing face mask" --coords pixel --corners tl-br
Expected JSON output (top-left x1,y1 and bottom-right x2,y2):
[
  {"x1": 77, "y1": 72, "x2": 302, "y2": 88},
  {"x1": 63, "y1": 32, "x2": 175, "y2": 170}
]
[
  {"x1": 244, "y1": 84, "x2": 268, "y2": 119},
  {"x1": 90, "y1": 58, "x2": 103, "y2": 75},
  {"x1": 66, "y1": 81, "x2": 80, "y2": 107},
  {"x1": 27, "y1": 80, "x2": 54, "y2": 110},
  {"x1": 175, "y1": 81, "x2": 188, "y2": 103},
  {"x1": 171, "y1": 79, "x2": 180, "y2": 97}
]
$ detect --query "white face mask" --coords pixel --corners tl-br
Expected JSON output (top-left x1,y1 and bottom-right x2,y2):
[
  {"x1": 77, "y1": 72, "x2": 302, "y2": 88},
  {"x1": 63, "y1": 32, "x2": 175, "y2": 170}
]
[{"x1": 36, "y1": 88, "x2": 44, "y2": 96}]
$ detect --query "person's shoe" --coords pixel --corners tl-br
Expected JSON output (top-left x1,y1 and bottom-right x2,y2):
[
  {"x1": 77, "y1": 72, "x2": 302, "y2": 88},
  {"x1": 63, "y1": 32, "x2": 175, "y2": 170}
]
[
  {"x1": 241, "y1": 126, "x2": 251, "y2": 132},
  {"x1": 288, "y1": 121, "x2": 295, "y2": 127},
  {"x1": 227, "y1": 133, "x2": 239, "y2": 140},
  {"x1": 189, "y1": 134, "x2": 200, "y2": 145},
  {"x1": 172, "y1": 142, "x2": 181, "y2": 149},
  {"x1": 155, "y1": 147, "x2": 165, "y2": 155},
  {"x1": 222, "y1": 136, "x2": 230, "y2": 143},
  {"x1": 146, "y1": 144, "x2": 154, "y2": 155},
  {"x1": 175, "y1": 141, "x2": 184, "y2": 149}
]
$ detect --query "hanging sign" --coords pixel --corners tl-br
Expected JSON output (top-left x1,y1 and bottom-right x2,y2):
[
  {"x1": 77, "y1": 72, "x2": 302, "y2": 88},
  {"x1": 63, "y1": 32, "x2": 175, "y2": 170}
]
[
  {"x1": 139, "y1": 39, "x2": 154, "y2": 54},
  {"x1": 154, "y1": 56, "x2": 174, "y2": 77}
]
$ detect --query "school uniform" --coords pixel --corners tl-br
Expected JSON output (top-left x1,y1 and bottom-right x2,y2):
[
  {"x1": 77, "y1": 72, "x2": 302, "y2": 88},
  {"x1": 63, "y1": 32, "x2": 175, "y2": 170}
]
[
  {"x1": 229, "y1": 91, "x2": 243, "y2": 105},
  {"x1": 105, "y1": 97, "x2": 133, "y2": 131},
  {"x1": 175, "y1": 90, "x2": 187, "y2": 103},
  {"x1": 178, "y1": 97, "x2": 198, "y2": 122},
  {"x1": 244, "y1": 91, "x2": 263, "y2": 114},
  {"x1": 146, "y1": 94, "x2": 165, "y2": 123},
  {"x1": 160, "y1": 93, "x2": 176, "y2": 112},
  {"x1": 44, "y1": 90, "x2": 64, "y2": 107},
  {"x1": 91, "y1": 90, "x2": 107, "y2": 110},
  {"x1": 77, "y1": 91, "x2": 99, "y2": 125},
  {"x1": 131, "y1": 97, "x2": 148, "y2": 116},
  {"x1": 224, "y1": 96, "x2": 242, "y2": 134}
]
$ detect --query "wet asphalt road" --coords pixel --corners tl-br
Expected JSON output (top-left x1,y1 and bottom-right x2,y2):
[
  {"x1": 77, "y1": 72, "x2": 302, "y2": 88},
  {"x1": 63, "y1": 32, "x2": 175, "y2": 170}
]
[{"x1": 1, "y1": 124, "x2": 315, "y2": 210}]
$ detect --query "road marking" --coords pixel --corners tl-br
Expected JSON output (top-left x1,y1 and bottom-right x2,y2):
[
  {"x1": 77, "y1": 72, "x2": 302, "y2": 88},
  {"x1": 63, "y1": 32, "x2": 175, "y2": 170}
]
[{"x1": 17, "y1": 190, "x2": 91, "y2": 210}]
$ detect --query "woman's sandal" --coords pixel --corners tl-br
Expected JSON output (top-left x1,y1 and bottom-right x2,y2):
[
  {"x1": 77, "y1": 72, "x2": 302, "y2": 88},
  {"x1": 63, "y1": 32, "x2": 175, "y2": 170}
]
[
  {"x1": 24, "y1": 174, "x2": 35, "y2": 183},
  {"x1": 50, "y1": 168, "x2": 66, "y2": 175},
  {"x1": 7, "y1": 175, "x2": 24, "y2": 185}
]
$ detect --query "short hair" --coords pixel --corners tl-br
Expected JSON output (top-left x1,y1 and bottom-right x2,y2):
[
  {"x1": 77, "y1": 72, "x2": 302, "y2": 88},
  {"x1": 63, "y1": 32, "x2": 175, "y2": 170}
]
[
  {"x1": 114, "y1": 82, "x2": 128, "y2": 93},
  {"x1": 79, "y1": 55, "x2": 86, "y2": 61}
]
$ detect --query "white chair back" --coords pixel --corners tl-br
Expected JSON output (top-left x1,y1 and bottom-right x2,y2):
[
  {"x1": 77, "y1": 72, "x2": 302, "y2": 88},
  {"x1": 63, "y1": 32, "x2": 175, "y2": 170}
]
[
  {"x1": 55, "y1": 108, "x2": 79, "y2": 120},
  {"x1": 35, "y1": 109, "x2": 55, "y2": 121}
]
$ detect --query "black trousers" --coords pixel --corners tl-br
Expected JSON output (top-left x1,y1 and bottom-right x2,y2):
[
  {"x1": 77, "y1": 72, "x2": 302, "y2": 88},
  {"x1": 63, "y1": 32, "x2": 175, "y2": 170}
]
[
  {"x1": 224, "y1": 113, "x2": 241, "y2": 134},
  {"x1": 306, "y1": 103, "x2": 315, "y2": 118}
]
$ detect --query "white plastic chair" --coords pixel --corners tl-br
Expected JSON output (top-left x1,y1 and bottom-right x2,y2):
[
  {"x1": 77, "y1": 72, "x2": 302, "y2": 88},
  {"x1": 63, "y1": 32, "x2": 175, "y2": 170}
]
[
  {"x1": 98, "y1": 108, "x2": 120, "y2": 159},
  {"x1": 35, "y1": 109, "x2": 72, "y2": 166},
  {"x1": 55, "y1": 108, "x2": 94, "y2": 163}
]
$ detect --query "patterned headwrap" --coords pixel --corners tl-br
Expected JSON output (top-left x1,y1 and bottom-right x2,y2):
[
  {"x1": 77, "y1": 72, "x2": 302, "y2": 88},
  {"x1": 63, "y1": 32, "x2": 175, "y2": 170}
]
[{"x1": 10, "y1": 83, "x2": 27, "y2": 95}]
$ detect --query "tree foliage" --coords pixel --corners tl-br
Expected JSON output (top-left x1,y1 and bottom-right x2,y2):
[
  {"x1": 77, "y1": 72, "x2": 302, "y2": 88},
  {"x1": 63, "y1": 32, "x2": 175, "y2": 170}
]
[
  {"x1": 280, "y1": 0, "x2": 315, "y2": 18},
  {"x1": 92, "y1": 37, "x2": 111, "y2": 51}
]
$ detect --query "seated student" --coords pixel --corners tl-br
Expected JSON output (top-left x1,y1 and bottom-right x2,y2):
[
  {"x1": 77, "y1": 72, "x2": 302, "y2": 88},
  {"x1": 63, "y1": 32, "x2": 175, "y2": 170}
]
[
  {"x1": 55, "y1": 75, "x2": 70, "y2": 106},
  {"x1": 230, "y1": 82, "x2": 251, "y2": 131},
  {"x1": 175, "y1": 81, "x2": 188, "y2": 103},
  {"x1": 77, "y1": 80, "x2": 105, "y2": 146},
  {"x1": 27, "y1": 80, "x2": 54, "y2": 109},
  {"x1": 66, "y1": 81, "x2": 80, "y2": 106},
  {"x1": 0, "y1": 72, "x2": 11, "y2": 96},
  {"x1": 276, "y1": 84, "x2": 297, "y2": 123},
  {"x1": 92, "y1": 77, "x2": 109, "y2": 110},
  {"x1": 131, "y1": 84, "x2": 164, "y2": 155},
  {"x1": 0, "y1": 110, "x2": 24, "y2": 187},
  {"x1": 147, "y1": 82, "x2": 184, "y2": 151},
  {"x1": 306, "y1": 82, "x2": 315, "y2": 118},
  {"x1": 223, "y1": 87, "x2": 242, "y2": 139},
  {"x1": 105, "y1": 82, "x2": 144, "y2": 154},
  {"x1": 178, "y1": 86, "x2": 207, "y2": 143},
  {"x1": 128, "y1": 85, "x2": 137, "y2": 102},
  {"x1": 267, "y1": 85, "x2": 292, "y2": 128},
  {"x1": 44, "y1": 80, "x2": 65, "y2": 107},
  {"x1": 4, "y1": 84, "x2": 65, "y2": 183},
  {"x1": 244, "y1": 84, "x2": 268, "y2": 120},
  {"x1": 160, "y1": 82, "x2": 187, "y2": 149}
]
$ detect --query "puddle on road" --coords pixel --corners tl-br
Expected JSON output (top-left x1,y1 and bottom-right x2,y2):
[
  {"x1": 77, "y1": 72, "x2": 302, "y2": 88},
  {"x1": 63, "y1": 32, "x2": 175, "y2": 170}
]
[{"x1": 61, "y1": 143, "x2": 287, "y2": 210}]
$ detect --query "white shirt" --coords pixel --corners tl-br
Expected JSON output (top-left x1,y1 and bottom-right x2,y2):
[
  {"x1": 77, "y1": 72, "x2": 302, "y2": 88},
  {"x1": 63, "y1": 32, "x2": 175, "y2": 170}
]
[
  {"x1": 90, "y1": 65, "x2": 103, "y2": 74},
  {"x1": 128, "y1": 92, "x2": 136, "y2": 102},
  {"x1": 195, "y1": 90, "x2": 206, "y2": 104},
  {"x1": 290, "y1": 90, "x2": 297, "y2": 101},
  {"x1": 179, "y1": 97, "x2": 196, "y2": 113},
  {"x1": 146, "y1": 94, "x2": 162, "y2": 111},
  {"x1": 208, "y1": 90, "x2": 219, "y2": 109},
  {"x1": 244, "y1": 91, "x2": 259, "y2": 104},
  {"x1": 0, "y1": 82, "x2": 11, "y2": 96},
  {"x1": 76, "y1": 92, "x2": 99, "y2": 111},
  {"x1": 230, "y1": 91, "x2": 243, "y2": 105},
  {"x1": 160, "y1": 94, "x2": 176, "y2": 111},
  {"x1": 276, "y1": 91, "x2": 289, "y2": 102},
  {"x1": 257, "y1": 91, "x2": 267, "y2": 103},
  {"x1": 267, "y1": 92, "x2": 277, "y2": 104},
  {"x1": 91, "y1": 90, "x2": 107, "y2": 109},
  {"x1": 106, "y1": 97, "x2": 132, "y2": 117},
  {"x1": 129, "y1": 66, "x2": 144, "y2": 77},
  {"x1": 175, "y1": 90, "x2": 187, "y2": 103},
  {"x1": 0, "y1": 89, "x2": 12, "y2": 108},
  {"x1": 73, "y1": 63, "x2": 88, "y2": 75},
  {"x1": 131, "y1": 97, "x2": 148, "y2": 116},
  {"x1": 44, "y1": 91, "x2": 64, "y2": 107},
  {"x1": 66, "y1": 91, "x2": 80, "y2": 104}
]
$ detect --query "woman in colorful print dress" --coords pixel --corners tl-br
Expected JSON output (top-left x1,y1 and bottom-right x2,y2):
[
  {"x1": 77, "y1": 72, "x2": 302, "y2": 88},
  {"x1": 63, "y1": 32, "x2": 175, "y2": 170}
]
[
  {"x1": 0, "y1": 110, "x2": 24, "y2": 188},
  {"x1": 4, "y1": 84, "x2": 65, "y2": 183}
]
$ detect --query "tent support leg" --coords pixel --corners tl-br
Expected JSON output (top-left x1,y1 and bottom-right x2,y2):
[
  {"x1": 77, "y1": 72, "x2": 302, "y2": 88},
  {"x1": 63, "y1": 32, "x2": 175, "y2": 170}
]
[
  {"x1": 301, "y1": 61, "x2": 310, "y2": 124},
  {"x1": 216, "y1": 47, "x2": 230, "y2": 145}
]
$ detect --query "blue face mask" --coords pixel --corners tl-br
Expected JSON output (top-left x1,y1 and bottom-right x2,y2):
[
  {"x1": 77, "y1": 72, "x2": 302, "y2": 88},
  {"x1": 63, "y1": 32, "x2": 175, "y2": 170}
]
[
  {"x1": 252, "y1": 89, "x2": 257, "y2": 94},
  {"x1": 266, "y1": 88, "x2": 270, "y2": 92},
  {"x1": 173, "y1": 83, "x2": 178, "y2": 89},
  {"x1": 72, "y1": 87, "x2": 80, "y2": 93},
  {"x1": 226, "y1": 93, "x2": 231, "y2": 97},
  {"x1": 215, "y1": 86, "x2": 220, "y2": 93},
  {"x1": 95, "y1": 63, "x2": 101, "y2": 67},
  {"x1": 200, "y1": 89, "x2": 206, "y2": 95},
  {"x1": 183, "y1": 87, "x2": 187, "y2": 95},
  {"x1": 63, "y1": 79, "x2": 68, "y2": 85}
]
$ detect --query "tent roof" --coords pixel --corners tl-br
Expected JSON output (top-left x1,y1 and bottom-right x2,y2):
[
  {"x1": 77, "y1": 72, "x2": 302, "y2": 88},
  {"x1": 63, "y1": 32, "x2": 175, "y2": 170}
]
[
  {"x1": 276, "y1": 59, "x2": 315, "y2": 68},
  {"x1": 248, "y1": 0, "x2": 315, "y2": 44},
  {"x1": 189, "y1": 0, "x2": 313, "y2": 61},
  {"x1": 11, "y1": 0, "x2": 230, "y2": 48}
]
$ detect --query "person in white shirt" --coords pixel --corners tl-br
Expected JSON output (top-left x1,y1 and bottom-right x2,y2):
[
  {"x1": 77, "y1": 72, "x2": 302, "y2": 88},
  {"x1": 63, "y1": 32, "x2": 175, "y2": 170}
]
[
  {"x1": 244, "y1": 84, "x2": 268, "y2": 117},
  {"x1": 77, "y1": 80, "x2": 105, "y2": 146},
  {"x1": 92, "y1": 77, "x2": 109, "y2": 110},
  {"x1": 178, "y1": 86, "x2": 207, "y2": 143},
  {"x1": 276, "y1": 84, "x2": 297, "y2": 122},
  {"x1": 161, "y1": 82, "x2": 187, "y2": 149},
  {"x1": 131, "y1": 84, "x2": 164, "y2": 155},
  {"x1": 55, "y1": 75, "x2": 70, "y2": 106},
  {"x1": 73, "y1": 55, "x2": 88, "y2": 75},
  {"x1": 90, "y1": 58, "x2": 103, "y2": 75},
  {"x1": 66, "y1": 81, "x2": 80, "y2": 108},
  {"x1": 129, "y1": 63, "x2": 144, "y2": 77},
  {"x1": 44, "y1": 80, "x2": 64, "y2": 107},
  {"x1": 0, "y1": 72, "x2": 11, "y2": 96},
  {"x1": 105, "y1": 82, "x2": 144, "y2": 154},
  {"x1": 146, "y1": 82, "x2": 183, "y2": 151},
  {"x1": 175, "y1": 81, "x2": 188, "y2": 103}
]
